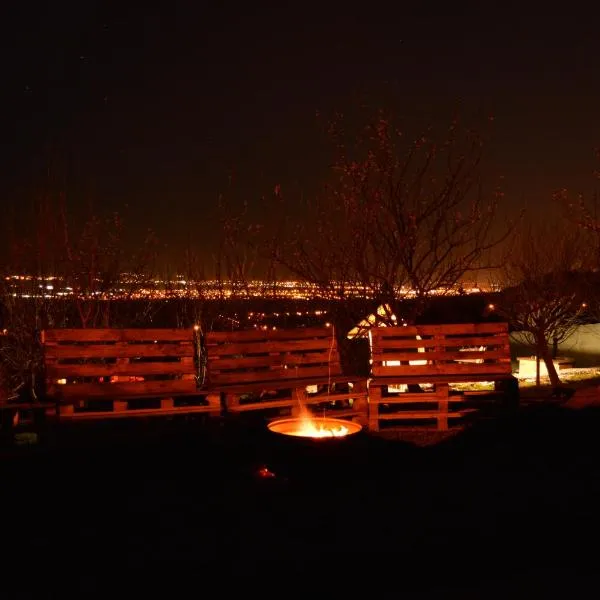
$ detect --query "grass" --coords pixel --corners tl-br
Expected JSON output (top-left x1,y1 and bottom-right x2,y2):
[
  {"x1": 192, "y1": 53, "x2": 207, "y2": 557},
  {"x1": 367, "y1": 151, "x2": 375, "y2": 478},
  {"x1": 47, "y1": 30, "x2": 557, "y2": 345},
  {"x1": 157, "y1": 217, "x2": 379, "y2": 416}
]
[{"x1": 517, "y1": 367, "x2": 600, "y2": 387}]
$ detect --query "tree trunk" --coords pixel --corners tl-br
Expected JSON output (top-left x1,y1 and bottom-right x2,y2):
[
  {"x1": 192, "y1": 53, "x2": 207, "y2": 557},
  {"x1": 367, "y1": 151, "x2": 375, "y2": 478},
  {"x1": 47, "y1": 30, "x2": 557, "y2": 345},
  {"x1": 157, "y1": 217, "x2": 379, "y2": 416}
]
[
  {"x1": 552, "y1": 336, "x2": 559, "y2": 359},
  {"x1": 537, "y1": 335, "x2": 561, "y2": 389}
]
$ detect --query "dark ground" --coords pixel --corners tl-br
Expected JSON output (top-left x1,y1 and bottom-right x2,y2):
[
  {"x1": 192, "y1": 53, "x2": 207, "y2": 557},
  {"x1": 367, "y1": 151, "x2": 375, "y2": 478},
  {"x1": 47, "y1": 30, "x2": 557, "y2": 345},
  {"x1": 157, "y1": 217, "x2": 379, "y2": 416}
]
[{"x1": 3, "y1": 407, "x2": 600, "y2": 598}]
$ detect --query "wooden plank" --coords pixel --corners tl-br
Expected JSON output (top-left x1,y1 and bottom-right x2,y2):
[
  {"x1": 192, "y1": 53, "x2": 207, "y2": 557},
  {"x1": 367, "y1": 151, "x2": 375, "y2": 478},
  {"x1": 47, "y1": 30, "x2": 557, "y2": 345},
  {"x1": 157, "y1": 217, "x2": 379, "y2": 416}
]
[
  {"x1": 209, "y1": 351, "x2": 334, "y2": 370},
  {"x1": 373, "y1": 335, "x2": 508, "y2": 350},
  {"x1": 47, "y1": 379, "x2": 197, "y2": 399},
  {"x1": 43, "y1": 328, "x2": 194, "y2": 343},
  {"x1": 207, "y1": 339, "x2": 337, "y2": 356},
  {"x1": 227, "y1": 398, "x2": 296, "y2": 412},
  {"x1": 372, "y1": 362, "x2": 511, "y2": 377},
  {"x1": 372, "y1": 349, "x2": 509, "y2": 363},
  {"x1": 206, "y1": 327, "x2": 336, "y2": 342},
  {"x1": 377, "y1": 409, "x2": 476, "y2": 420},
  {"x1": 306, "y1": 391, "x2": 369, "y2": 403},
  {"x1": 61, "y1": 405, "x2": 218, "y2": 419},
  {"x1": 46, "y1": 361, "x2": 196, "y2": 378},
  {"x1": 370, "y1": 394, "x2": 465, "y2": 404},
  {"x1": 208, "y1": 374, "x2": 359, "y2": 394},
  {"x1": 370, "y1": 372, "x2": 514, "y2": 386},
  {"x1": 307, "y1": 407, "x2": 363, "y2": 418},
  {"x1": 0, "y1": 401, "x2": 56, "y2": 410},
  {"x1": 371, "y1": 323, "x2": 508, "y2": 338},
  {"x1": 209, "y1": 364, "x2": 342, "y2": 385},
  {"x1": 45, "y1": 342, "x2": 193, "y2": 360}
]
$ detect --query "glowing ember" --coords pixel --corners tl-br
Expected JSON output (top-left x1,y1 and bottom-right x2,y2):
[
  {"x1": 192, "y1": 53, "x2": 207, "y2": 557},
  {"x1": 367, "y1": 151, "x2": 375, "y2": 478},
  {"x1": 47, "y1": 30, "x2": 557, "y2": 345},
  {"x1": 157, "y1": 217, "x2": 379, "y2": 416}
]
[{"x1": 268, "y1": 416, "x2": 362, "y2": 439}]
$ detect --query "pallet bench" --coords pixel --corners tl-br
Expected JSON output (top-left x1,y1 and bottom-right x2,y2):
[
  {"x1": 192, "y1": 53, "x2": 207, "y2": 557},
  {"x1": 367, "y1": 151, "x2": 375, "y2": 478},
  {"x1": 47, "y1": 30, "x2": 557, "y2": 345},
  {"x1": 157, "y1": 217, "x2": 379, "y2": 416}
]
[
  {"x1": 205, "y1": 327, "x2": 368, "y2": 423},
  {"x1": 42, "y1": 328, "x2": 219, "y2": 419},
  {"x1": 368, "y1": 322, "x2": 518, "y2": 431}
]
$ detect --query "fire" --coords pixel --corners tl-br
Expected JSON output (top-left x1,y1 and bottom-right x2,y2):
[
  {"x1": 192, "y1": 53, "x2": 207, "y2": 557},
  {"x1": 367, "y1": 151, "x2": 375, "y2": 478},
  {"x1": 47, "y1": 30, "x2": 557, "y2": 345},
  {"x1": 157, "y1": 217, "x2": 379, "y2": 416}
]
[
  {"x1": 268, "y1": 415, "x2": 361, "y2": 439},
  {"x1": 292, "y1": 414, "x2": 349, "y2": 438}
]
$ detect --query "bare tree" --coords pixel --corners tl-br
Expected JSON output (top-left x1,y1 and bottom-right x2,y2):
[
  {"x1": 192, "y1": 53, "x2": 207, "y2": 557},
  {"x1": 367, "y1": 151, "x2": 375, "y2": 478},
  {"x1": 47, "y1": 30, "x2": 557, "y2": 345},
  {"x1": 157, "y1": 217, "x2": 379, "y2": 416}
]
[
  {"x1": 270, "y1": 112, "x2": 514, "y2": 324},
  {"x1": 216, "y1": 195, "x2": 279, "y2": 302},
  {"x1": 57, "y1": 195, "x2": 159, "y2": 328},
  {"x1": 493, "y1": 218, "x2": 594, "y2": 390},
  {"x1": 0, "y1": 194, "x2": 159, "y2": 401},
  {"x1": 555, "y1": 149, "x2": 600, "y2": 319}
]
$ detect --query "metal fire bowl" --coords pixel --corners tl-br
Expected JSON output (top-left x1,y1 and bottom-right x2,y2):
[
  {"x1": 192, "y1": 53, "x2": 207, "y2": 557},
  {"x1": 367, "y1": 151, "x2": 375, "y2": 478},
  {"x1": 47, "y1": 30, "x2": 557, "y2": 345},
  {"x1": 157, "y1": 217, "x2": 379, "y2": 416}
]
[
  {"x1": 264, "y1": 417, "x2": 366, "y2": 482},
  {"x1": 267, "y1": 417, "x2": 362, "y2": 438}
]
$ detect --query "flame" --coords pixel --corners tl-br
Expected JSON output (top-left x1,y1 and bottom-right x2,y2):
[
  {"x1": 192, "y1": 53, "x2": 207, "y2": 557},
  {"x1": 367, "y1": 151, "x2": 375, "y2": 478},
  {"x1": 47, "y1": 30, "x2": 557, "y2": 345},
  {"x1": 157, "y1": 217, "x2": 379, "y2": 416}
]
[{"x1": 289, "y1": 413, "x2": 349, "y2": 438}]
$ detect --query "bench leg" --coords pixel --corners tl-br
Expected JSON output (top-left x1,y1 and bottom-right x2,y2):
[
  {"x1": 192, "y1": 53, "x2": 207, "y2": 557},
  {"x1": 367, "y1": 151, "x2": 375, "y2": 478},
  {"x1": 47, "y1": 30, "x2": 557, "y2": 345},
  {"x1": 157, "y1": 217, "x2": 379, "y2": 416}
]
[
  {"x1": 352, "y1": 380, "x2": 369, "y2": 426},
  {"x1": 224, "y1": 393, "x2": 240, "y2": 412},
  {"x1": 161, "y1": 397, "x2": 174, "y2": 410},
  {"x1": 206, "y1": 393, "x2": 222, "y2": 416},
  {"x1": 368, "y1": 386, "x2": 381, "y2": 431},
  {"x1": 59, "y1": 404, "x2": 74, "y2": 417},
  {"x1": 113, "y1": 400, "x2": 128, "y2": 413},
  {"x1": 436, "y1": 384, "x2": 449, "y2": 431}
]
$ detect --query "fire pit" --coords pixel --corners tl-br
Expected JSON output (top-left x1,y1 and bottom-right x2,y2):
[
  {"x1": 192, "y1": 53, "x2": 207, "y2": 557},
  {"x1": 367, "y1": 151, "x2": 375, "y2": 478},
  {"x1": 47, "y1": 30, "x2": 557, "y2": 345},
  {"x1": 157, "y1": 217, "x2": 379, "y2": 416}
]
[
  {"x1": 268, "y1": 416, "x2": 362, "y2": 439},
  {"x1": 263, "y1": 415, "x2": 365, "y2": 482}
]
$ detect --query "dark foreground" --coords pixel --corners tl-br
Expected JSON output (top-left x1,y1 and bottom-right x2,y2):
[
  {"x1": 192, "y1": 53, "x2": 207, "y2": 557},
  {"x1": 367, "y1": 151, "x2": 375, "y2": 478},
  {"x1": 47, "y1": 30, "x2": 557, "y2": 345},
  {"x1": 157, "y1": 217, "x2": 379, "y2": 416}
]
[{"x1": 3, "y1": 407, "x2": 600, "y2": 598}]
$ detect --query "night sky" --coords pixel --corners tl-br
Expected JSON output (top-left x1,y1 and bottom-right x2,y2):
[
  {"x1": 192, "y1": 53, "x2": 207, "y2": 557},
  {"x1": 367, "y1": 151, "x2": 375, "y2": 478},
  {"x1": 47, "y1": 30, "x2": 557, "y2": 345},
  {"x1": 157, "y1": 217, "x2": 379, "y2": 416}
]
[{"x1": 2, "y1": 4, "x2": 599, "y2": 264}]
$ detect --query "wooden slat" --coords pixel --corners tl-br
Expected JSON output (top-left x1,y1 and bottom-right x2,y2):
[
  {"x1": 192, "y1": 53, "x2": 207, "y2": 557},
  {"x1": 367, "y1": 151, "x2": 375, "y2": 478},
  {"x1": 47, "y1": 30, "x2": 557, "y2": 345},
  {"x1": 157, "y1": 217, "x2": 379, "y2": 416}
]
[
  {"x1": 208, "y1": 374, "x2": 358, "y2": 394},
  {"x1": 62, "y1": 405, "x2": 217, "y2": 420},
  {"x1": 372, "y1": 349, "x2": 508, "y2": 363},
  {"x1": 206, "y1": 327, "x2": 336, "y2": 342},
  {"x1": 377, "y1": 409, "x2": 476, "y2": 419},
  {"x1": 0, "y1": 401, "x2": 56, "y2": 410},
  {"x1": 43, "y1": 328, "x2": 194, "y2": 343},
  {"x1": 370, "y1": 373, "x2": 514, "y2": 386},
  {"x1": 307, "y1": 391, "x2": 368, "y2": 402},
  {"x1": 374, "y1": 336, "x2": 508, "y2": 349},
  {"x1": 372, "y1": 362, "x2": 511, "y2": 377},
  {"x1": 308, "y1": 408, "x2": 362, "y2": 418},
  {"x1": 47, "y1": 379, "x2": 196, "y2": 399},
  {"x1": 210, "y1": 364, "x2": 342, "y2": 385},
  {"x1": 207, "y1": 339, "x2": 336, "y2": 356},
  {"x1": 46, "y1": 361, "x2": 195, "y2": 378},
  {"x1": 228, "y1": 398, "x2": 296, "y2": 412},
  {"x1": 371, "y1": 323, "x2": 507, "y2": 338},
  {"x1": 44, "y1": 342, "x2": 193, "y2": 360},
  {"x1": 370, "y1": 395, "x2": 466, "y2": 404},
  {"x1": 210, "y1": 351, "x2": 334, "y2": 370}
]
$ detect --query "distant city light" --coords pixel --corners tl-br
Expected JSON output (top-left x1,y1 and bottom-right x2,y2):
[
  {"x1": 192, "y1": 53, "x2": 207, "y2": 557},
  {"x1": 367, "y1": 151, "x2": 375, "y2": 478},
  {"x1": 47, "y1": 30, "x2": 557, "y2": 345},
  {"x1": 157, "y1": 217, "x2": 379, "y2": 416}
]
[{"x1": 2, "y1": 274, "x2": 496, "y2": 301}]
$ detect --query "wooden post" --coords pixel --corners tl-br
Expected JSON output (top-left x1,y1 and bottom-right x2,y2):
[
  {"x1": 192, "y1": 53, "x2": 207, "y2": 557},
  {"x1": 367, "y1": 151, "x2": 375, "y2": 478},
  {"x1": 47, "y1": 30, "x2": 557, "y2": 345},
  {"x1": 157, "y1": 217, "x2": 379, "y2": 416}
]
[
  {"x1": 113, "y1": 400, "x2": 128, "y2": 412},
  {"x1": 369, "y1": 385, "x2": 381, "y2": 431},
  {"x1": 436, "y1": 383, "x2": 449, "y2": 431},
  {"x1": 352, "y1": 380, "x2": 369, "y2": 426},
  {"x1": 224, "y1": 393, "x2": 240, "y2": 412},
  {"x1": 206, "y1": 393, "x2": 222, "y2": 416},
  {"x1": 59, "y1": 404, "x2": 74, "y2": 417},
  {"x1": 161, "y1": 397, "x2": 174, "y2": 410}
]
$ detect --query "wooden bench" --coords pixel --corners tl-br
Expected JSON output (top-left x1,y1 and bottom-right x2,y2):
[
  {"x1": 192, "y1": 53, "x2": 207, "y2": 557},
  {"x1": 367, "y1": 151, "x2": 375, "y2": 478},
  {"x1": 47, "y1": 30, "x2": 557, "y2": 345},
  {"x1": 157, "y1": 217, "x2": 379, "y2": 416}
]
[
  {"x1": 368, "y1": 322, "x2": 518, "y2": 431},
  {"x1": 42, "y1": 328, "x2": 220, "y2": 419},
  {"x1": 205, "y1": 327, "x2": 368, "y2": 423}
]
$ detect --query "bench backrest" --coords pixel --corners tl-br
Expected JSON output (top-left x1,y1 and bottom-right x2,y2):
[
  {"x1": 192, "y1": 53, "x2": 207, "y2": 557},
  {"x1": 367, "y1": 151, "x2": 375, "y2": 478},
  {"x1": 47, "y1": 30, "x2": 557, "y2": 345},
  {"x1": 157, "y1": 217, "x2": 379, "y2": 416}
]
[
  {"x1": 42, "y1": 328, "x2": 197, "y2": 399},
  {"x1": 205, "y1": 326, "x2": 342, "y2": 386},
  {"x1": 370, "y1": 322, "x2": 511, "y2": 378}
]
